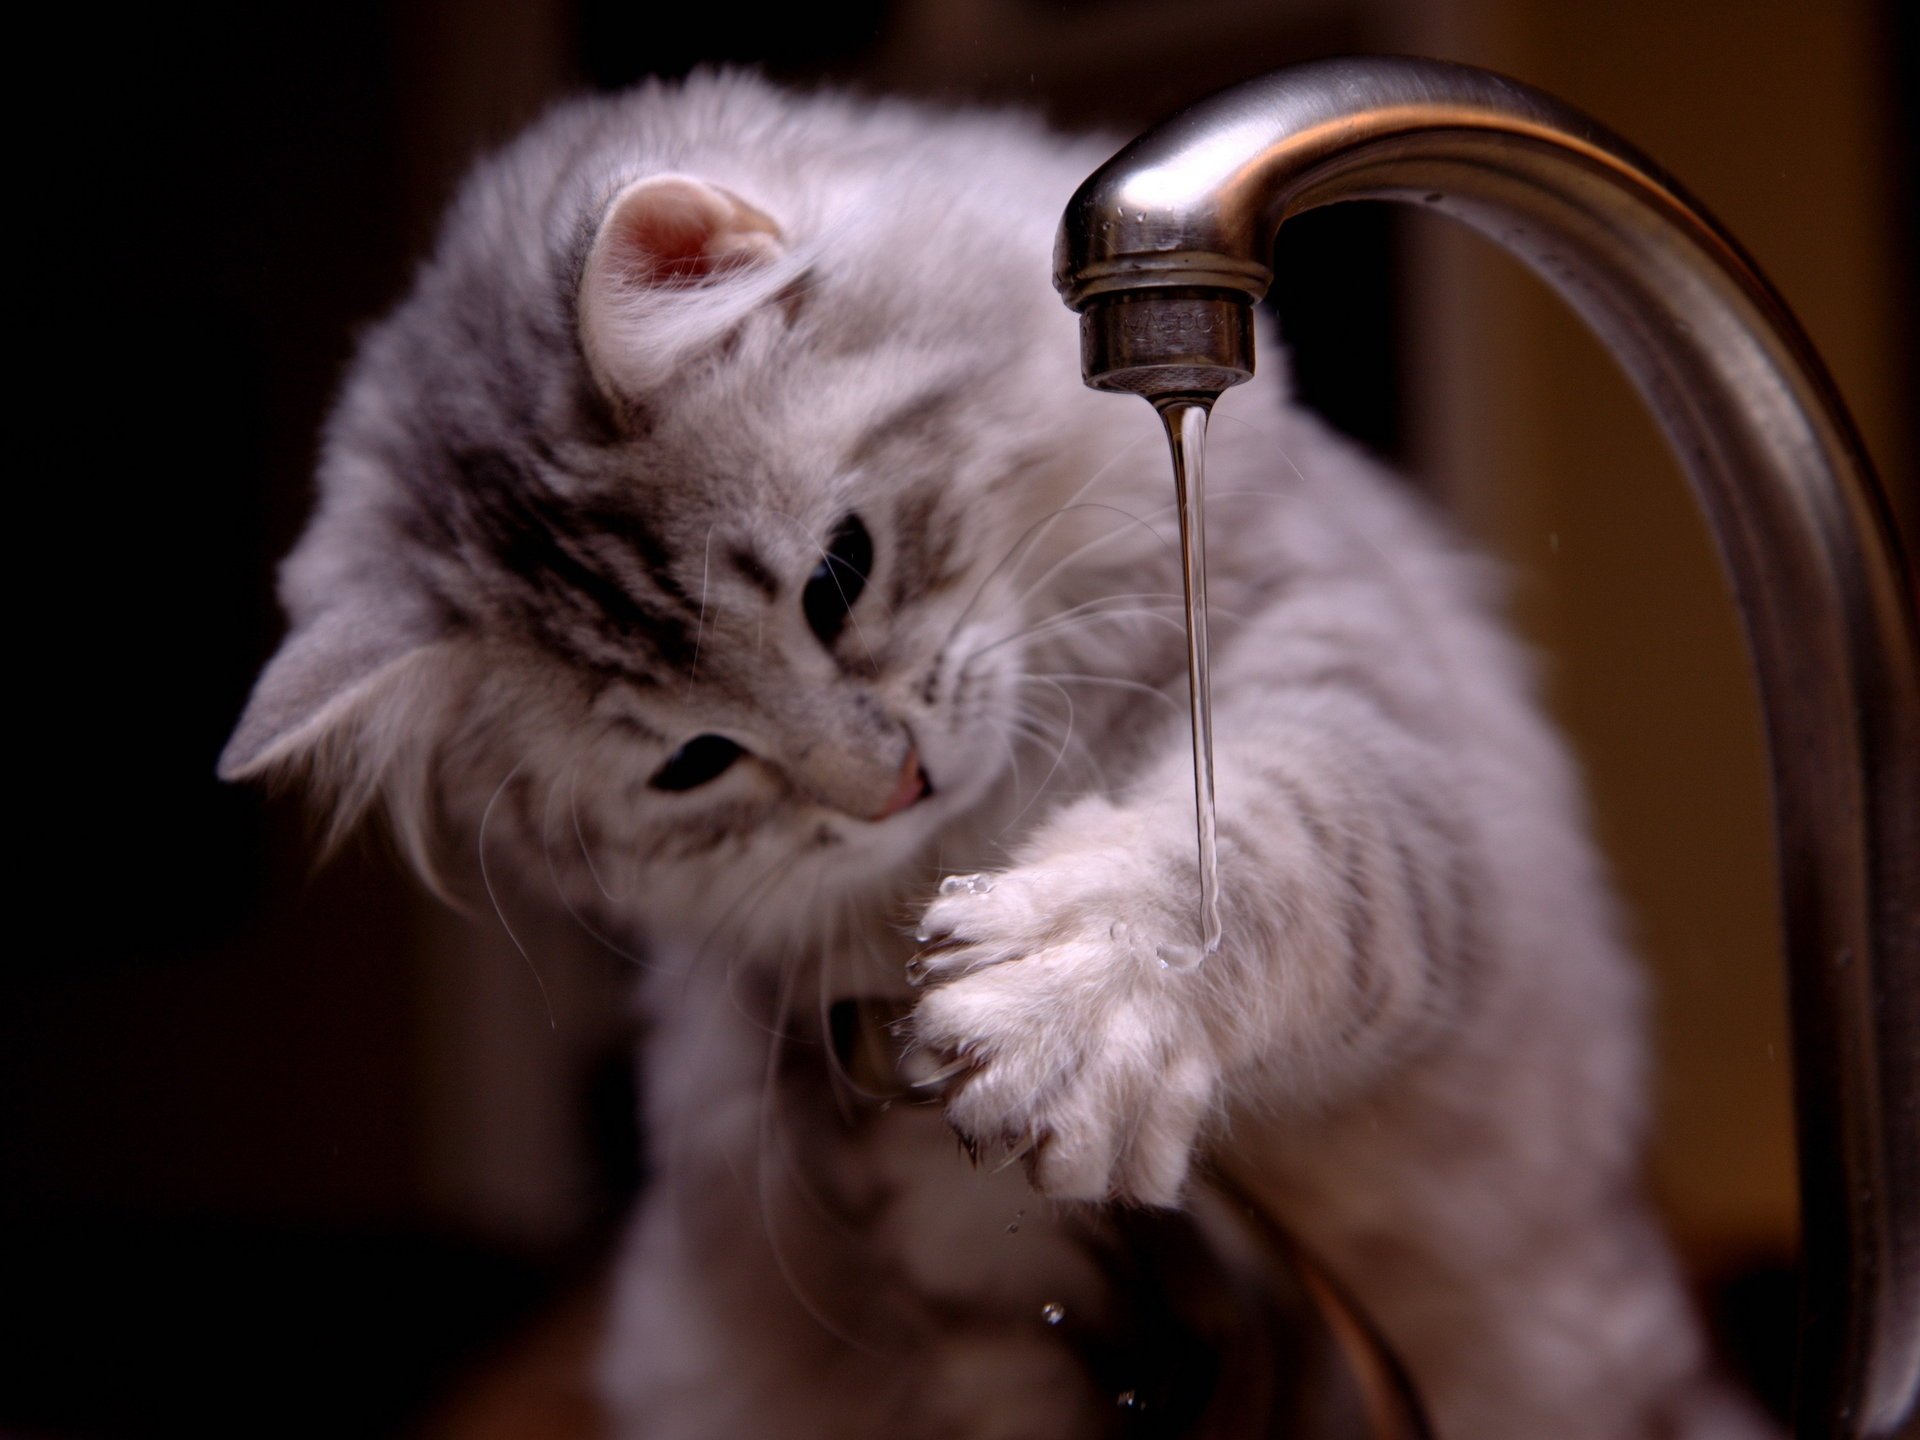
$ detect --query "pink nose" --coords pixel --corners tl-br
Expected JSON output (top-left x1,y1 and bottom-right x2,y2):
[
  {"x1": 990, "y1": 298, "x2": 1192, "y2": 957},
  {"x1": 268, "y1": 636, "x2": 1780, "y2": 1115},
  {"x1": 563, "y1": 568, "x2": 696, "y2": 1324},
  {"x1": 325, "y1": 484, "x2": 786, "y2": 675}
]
[{"x1": 870, "y1": 748, "x2": 931, "y2": 821}]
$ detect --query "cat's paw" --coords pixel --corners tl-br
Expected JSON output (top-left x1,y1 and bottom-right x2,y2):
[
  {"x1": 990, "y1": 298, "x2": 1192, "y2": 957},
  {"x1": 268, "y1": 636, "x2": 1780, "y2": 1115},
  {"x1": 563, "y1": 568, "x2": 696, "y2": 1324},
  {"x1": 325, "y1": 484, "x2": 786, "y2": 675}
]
[{"x1": 906, "y1": 863, "x2": 1220, "y2": 1207}]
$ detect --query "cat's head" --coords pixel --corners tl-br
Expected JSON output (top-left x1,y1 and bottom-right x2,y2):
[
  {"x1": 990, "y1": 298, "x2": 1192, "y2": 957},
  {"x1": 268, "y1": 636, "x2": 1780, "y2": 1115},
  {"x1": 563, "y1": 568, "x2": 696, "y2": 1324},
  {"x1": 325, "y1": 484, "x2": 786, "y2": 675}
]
[{"x1": 221, "y1": 74, "x2": 1141, "y2": 949}]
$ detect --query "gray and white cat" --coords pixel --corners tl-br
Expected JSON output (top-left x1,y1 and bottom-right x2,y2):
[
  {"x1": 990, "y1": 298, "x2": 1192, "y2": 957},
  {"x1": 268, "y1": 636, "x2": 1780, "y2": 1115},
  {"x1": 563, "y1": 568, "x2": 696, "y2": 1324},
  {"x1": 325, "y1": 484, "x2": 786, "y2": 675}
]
[{"x1": 221, "y1": 73, "x2": 1773, "y2": 1440}]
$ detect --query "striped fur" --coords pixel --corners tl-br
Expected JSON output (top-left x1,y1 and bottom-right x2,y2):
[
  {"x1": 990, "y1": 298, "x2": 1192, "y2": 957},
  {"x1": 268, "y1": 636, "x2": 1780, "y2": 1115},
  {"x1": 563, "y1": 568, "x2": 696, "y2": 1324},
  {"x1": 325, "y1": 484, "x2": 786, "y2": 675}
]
[{"x1": 223, "y1": 73, "x2": 1774, "y2": 1440}]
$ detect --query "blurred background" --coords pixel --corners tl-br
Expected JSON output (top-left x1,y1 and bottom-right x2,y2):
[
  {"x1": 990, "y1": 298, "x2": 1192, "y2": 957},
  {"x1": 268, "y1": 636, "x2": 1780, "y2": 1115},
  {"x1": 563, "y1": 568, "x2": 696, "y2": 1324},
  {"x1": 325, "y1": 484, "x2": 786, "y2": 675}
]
[{"x1": 12, "y1": 0, "x2": 1913, "y2": 1434}]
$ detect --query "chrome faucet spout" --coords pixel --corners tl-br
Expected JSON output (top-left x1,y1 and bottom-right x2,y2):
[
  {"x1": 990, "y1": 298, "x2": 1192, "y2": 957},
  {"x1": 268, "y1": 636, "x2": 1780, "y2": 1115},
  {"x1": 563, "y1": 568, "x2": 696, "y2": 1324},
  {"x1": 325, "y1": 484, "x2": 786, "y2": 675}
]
[{"x1": 1055, "y1": 56, "x2": 1919, "y2": 1439}]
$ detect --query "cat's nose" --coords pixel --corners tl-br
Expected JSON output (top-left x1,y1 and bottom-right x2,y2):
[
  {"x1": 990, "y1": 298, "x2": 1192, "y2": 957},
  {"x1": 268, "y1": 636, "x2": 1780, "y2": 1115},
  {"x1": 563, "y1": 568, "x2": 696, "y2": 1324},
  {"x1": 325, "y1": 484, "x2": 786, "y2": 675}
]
[{"x1": 871, "y1": 748, "x2": 931, "y2": 821}]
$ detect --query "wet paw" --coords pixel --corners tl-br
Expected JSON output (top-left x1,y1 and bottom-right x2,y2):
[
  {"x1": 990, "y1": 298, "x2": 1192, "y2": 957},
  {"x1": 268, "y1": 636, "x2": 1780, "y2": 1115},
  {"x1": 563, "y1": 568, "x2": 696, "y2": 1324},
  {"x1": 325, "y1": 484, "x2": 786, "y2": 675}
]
[{"x1": 907, "y1": 863, "x2": 1220, "y2": 1206}]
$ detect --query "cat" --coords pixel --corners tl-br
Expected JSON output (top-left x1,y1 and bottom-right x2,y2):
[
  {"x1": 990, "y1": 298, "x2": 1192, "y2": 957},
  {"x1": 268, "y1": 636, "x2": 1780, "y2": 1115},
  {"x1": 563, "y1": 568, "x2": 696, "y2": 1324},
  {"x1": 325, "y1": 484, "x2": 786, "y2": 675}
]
[{"x1": 220, "y1": 72, "x2": 1776, "y2": 1440}]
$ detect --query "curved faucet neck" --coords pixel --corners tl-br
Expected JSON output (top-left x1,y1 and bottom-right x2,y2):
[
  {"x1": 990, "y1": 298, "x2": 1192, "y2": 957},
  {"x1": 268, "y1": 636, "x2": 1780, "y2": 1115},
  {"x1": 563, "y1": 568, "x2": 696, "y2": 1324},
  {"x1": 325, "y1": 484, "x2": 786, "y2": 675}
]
[{"x1": 1055, "y1": 56, "x2": 1920, "y2": 1439}]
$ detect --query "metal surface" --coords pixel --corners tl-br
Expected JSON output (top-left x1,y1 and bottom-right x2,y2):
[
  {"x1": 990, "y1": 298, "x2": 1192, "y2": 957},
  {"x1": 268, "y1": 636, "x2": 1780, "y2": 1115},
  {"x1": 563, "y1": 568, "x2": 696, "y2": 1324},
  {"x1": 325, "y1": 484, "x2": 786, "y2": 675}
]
[
  {"x1": 1078, "y1": 291, "x2": 1254, "y2": 401},
  {"x1": 1054, "y1": 56, "x2": 1920, "y2": 1438}
]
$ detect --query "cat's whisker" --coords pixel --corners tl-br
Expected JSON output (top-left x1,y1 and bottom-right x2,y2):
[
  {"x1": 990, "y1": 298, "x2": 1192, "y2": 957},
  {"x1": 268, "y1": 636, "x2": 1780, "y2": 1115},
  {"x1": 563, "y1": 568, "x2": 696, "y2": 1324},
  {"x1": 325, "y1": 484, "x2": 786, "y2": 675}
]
[
  {"x1": 1002, "y1": 711, "x2": 1077, "y2": 756},
  {"x1": 951, "y1": 603, "x2": 1187, "y2": 712},
  {"x1": 968, "y1": 589, "x2": 1187, "y2": 652},
  {"x1": 1003, "y1": 430, "x2": 1155, "y2": 576},
  {"x1": 1001, "y1": 688, "x2": 1079, "y2": 737},
  {"x1": 990, "y1": 713, "x2": 1027, "y2": 797},
  {"x1": 997, "y1": 678, "x2": 1078, "y2": 835},
  {"x1": 1000, "y1": 701, "x2": 1071, "y2": 749},
  {"x1": 990, "y1": 737, "x2": 1098, "y2": 817},
  {"x1": 660, "y1": 857, "x2": 814, "y2": 1184},
  {"x1": 1009, "y1": 682, "x2": 1107, "y2": 769},
  {"x1": 542, "y1": 762, "x2": 656, "y2": 970},
  {"x1": 962, "y1": 598, "x2": 1192, "y2": 668},
  {"x1": 1006, "y1": 710, "x2": 1067, "y2": 744},
  {"x1": 1023, "y1": 670, "x2": 1185, "y2": 716},
  {"x1": 1002, "y1": 700, "x2": 1110, "y2": 789},
  {"x1": 686, "y1": 521, "x2": 718, "y2": 696},
  {"x1": 761, "y1": 504, "x2": 893, "y2": 669},
  {"x1": 751, "y1": 942, "x2": 888, "y2": 1356},
  {"x1": 568, "y1": 756, "x2": 638, "y2": 904},
  {"x1": 1001, "y1": 499, "x2": 1178, "y2": 618},
  {"x1": 934, "y1": 431, "x2": 1157, "y2": 650},
  {"x1": 769, "y1": 910, "x2": 905, "y2": 1243},
  {"x1": 814, "y1": 909, "x2": 905, "y2": 1112},
  {"x1": 964, "y1": 518, "x2": 1176, "y2": 674},
  {"x1": 816, "y1": 940, "x2": 856, "y2": 1120},
  {"x1": 757, "y1": 509, "x2": 869, "y2": 582},
  {"x1": 677, "y1": 846, "x2": 807, "y2": 1018},
  {"x1": 477, "y1": 756, "x2": 557, "y2": 1030},
  {"x1": 762, "y1": 884, "x2": 865, "y2": 1209},
  {"x1": 941, "y1": 491, "x2": 1176, "y2": 681},
  {"x1": 1004, "y1": 479, "x2": 1305, "y2": 626}
]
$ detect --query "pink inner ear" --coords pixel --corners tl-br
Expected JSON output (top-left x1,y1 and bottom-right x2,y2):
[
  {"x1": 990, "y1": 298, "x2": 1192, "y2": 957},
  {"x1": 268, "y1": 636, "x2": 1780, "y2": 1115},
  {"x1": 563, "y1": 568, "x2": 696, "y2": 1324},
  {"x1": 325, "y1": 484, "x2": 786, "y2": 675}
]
[{"x1": 605, "y1": 178, "x2": 781, "y2": 286}]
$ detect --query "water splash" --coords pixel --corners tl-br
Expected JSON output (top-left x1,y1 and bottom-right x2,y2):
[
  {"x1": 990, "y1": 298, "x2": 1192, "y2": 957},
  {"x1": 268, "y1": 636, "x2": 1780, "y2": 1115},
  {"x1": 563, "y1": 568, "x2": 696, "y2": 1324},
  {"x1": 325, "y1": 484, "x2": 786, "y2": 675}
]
[{"x1": 938, "y1": 872, "x2": 995, "y2": 897}]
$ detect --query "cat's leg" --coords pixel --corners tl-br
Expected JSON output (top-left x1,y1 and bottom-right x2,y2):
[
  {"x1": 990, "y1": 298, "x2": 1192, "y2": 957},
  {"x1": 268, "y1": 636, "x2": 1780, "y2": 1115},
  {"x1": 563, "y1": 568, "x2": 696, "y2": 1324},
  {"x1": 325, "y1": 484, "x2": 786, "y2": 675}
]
[
  {"x1": 907, "y1": 633, "x2": 1483, "y2": 1206},
  {"x1": 599, "y1": 969, "x2": 1114, "y2": 1440},
  {"x1": 595, "y1": 964, "x2": 889, "y2": 1440},
  {"x1": 906, "y1": 591, "x2": 1780, "y2": 1439},
  {"x1": 598, "y1": 1117, "x2": 1117, "y2": 1440}
]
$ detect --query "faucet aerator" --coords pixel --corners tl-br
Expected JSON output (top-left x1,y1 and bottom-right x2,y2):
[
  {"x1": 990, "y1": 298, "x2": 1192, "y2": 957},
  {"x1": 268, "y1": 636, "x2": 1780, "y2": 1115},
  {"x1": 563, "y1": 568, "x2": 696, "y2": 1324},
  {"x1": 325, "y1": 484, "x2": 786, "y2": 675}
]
[{"x1": 1075, "y1": 291, "x2": 1255, "y2": 402}]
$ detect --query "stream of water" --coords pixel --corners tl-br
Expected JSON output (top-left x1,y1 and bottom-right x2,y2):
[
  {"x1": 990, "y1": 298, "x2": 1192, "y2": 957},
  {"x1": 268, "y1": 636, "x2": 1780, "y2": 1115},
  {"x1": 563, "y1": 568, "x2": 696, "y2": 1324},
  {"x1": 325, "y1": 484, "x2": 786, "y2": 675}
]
[{"x1": 1154, "y1": 397, "x2": 1222, "y2": 963}]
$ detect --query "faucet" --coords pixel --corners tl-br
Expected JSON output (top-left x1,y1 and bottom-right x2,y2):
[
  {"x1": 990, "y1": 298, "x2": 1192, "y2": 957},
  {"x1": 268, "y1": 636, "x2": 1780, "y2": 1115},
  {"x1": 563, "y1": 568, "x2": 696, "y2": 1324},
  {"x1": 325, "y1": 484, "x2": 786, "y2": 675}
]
[{"x1": 1054, "y1": 57, "x2": 1918, "y2": 1439}]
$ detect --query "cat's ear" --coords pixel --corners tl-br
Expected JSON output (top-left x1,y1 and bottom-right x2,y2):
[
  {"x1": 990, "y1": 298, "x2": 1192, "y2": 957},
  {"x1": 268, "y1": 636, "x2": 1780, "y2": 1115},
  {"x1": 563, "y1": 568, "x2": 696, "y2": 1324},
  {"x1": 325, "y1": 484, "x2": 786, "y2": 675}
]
[
  {"x1": 587, "y1": 175, "x2": 784, "y2": 287},
  {"x1": 218, "y1": 602, "x2": 438, "y2": 783},
  {"x1": 578, "y1": 175, "x2": 787, "y2": 396}
]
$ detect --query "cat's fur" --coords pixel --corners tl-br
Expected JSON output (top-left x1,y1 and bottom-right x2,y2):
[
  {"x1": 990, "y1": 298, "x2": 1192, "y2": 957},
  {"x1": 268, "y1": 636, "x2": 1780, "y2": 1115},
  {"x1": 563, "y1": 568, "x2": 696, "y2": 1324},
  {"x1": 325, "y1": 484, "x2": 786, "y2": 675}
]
[{"x1": 223, "y1": 73, "x2": 1773, "y2": 1439}]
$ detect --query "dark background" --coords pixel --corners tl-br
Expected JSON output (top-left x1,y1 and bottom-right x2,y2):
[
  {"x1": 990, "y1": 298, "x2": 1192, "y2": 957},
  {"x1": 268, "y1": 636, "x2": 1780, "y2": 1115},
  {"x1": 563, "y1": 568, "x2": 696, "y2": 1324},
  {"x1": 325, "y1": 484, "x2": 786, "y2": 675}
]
[{"x1": 12, "y1": 2, "x2": 1913, "y2": 1435}]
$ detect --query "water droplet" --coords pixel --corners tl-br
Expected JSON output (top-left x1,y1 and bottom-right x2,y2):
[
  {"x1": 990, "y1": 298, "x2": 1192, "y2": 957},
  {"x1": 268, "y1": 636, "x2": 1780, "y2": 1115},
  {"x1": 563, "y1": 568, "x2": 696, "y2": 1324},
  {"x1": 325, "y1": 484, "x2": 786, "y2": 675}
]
[
  {"x1": 939, "y1": 872, "x2": 994, "y2": 896},
  {"x1": 1116, "y1": 1389, "x2": 1144, "y2": 1410},
  {"x1": 1041, "y1": 1302, "x2": 1065, "y2": 1325},
  {"x1": 1155, "y1": 943, "x2": 1202, "y2": 973},
  {"x1": 1006, "y1": 1222, "x2": 1020, "y2": 1234},
  {"x1": 1110, "y1": 921, "x2": 1130, "y2": 944},
  {"x1": 914, "y1": 926, "x2": 933, "y2": 943}
]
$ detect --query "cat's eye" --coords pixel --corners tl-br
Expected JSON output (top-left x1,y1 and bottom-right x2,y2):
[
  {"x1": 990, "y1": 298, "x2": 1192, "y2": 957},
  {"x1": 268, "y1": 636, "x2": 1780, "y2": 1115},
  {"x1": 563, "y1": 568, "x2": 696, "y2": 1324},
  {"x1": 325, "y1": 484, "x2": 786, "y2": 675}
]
[
  {"x1": 802, "y1": 514, "x2": 873, "y2": 647},
  {"x1": 649, "y1": 734, "x2": 744, "y2": 792}
]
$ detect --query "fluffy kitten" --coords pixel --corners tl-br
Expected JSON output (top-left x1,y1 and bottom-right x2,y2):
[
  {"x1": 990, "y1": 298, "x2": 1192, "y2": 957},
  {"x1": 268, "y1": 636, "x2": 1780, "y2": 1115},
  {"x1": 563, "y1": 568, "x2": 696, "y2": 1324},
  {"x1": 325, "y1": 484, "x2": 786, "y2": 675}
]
[{"x1": 222, "y1": 73, "x2": 1773, "y2": 1439}]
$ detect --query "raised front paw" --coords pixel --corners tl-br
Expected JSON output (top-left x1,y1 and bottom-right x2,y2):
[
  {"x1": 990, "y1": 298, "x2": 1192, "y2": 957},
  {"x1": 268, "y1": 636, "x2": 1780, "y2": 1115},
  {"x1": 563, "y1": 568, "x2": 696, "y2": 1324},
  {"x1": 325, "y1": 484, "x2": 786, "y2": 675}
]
[{"x1": 907, "y1": 864, "x2": 1221, "y2": 1207}]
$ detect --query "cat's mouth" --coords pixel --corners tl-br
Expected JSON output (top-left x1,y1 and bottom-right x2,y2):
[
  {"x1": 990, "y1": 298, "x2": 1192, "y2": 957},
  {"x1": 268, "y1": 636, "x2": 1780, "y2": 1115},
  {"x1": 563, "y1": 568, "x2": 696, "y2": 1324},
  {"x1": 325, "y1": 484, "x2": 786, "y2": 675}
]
[{"x1": 870, "y1": 747, "x2": 934, "y2": 822}]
